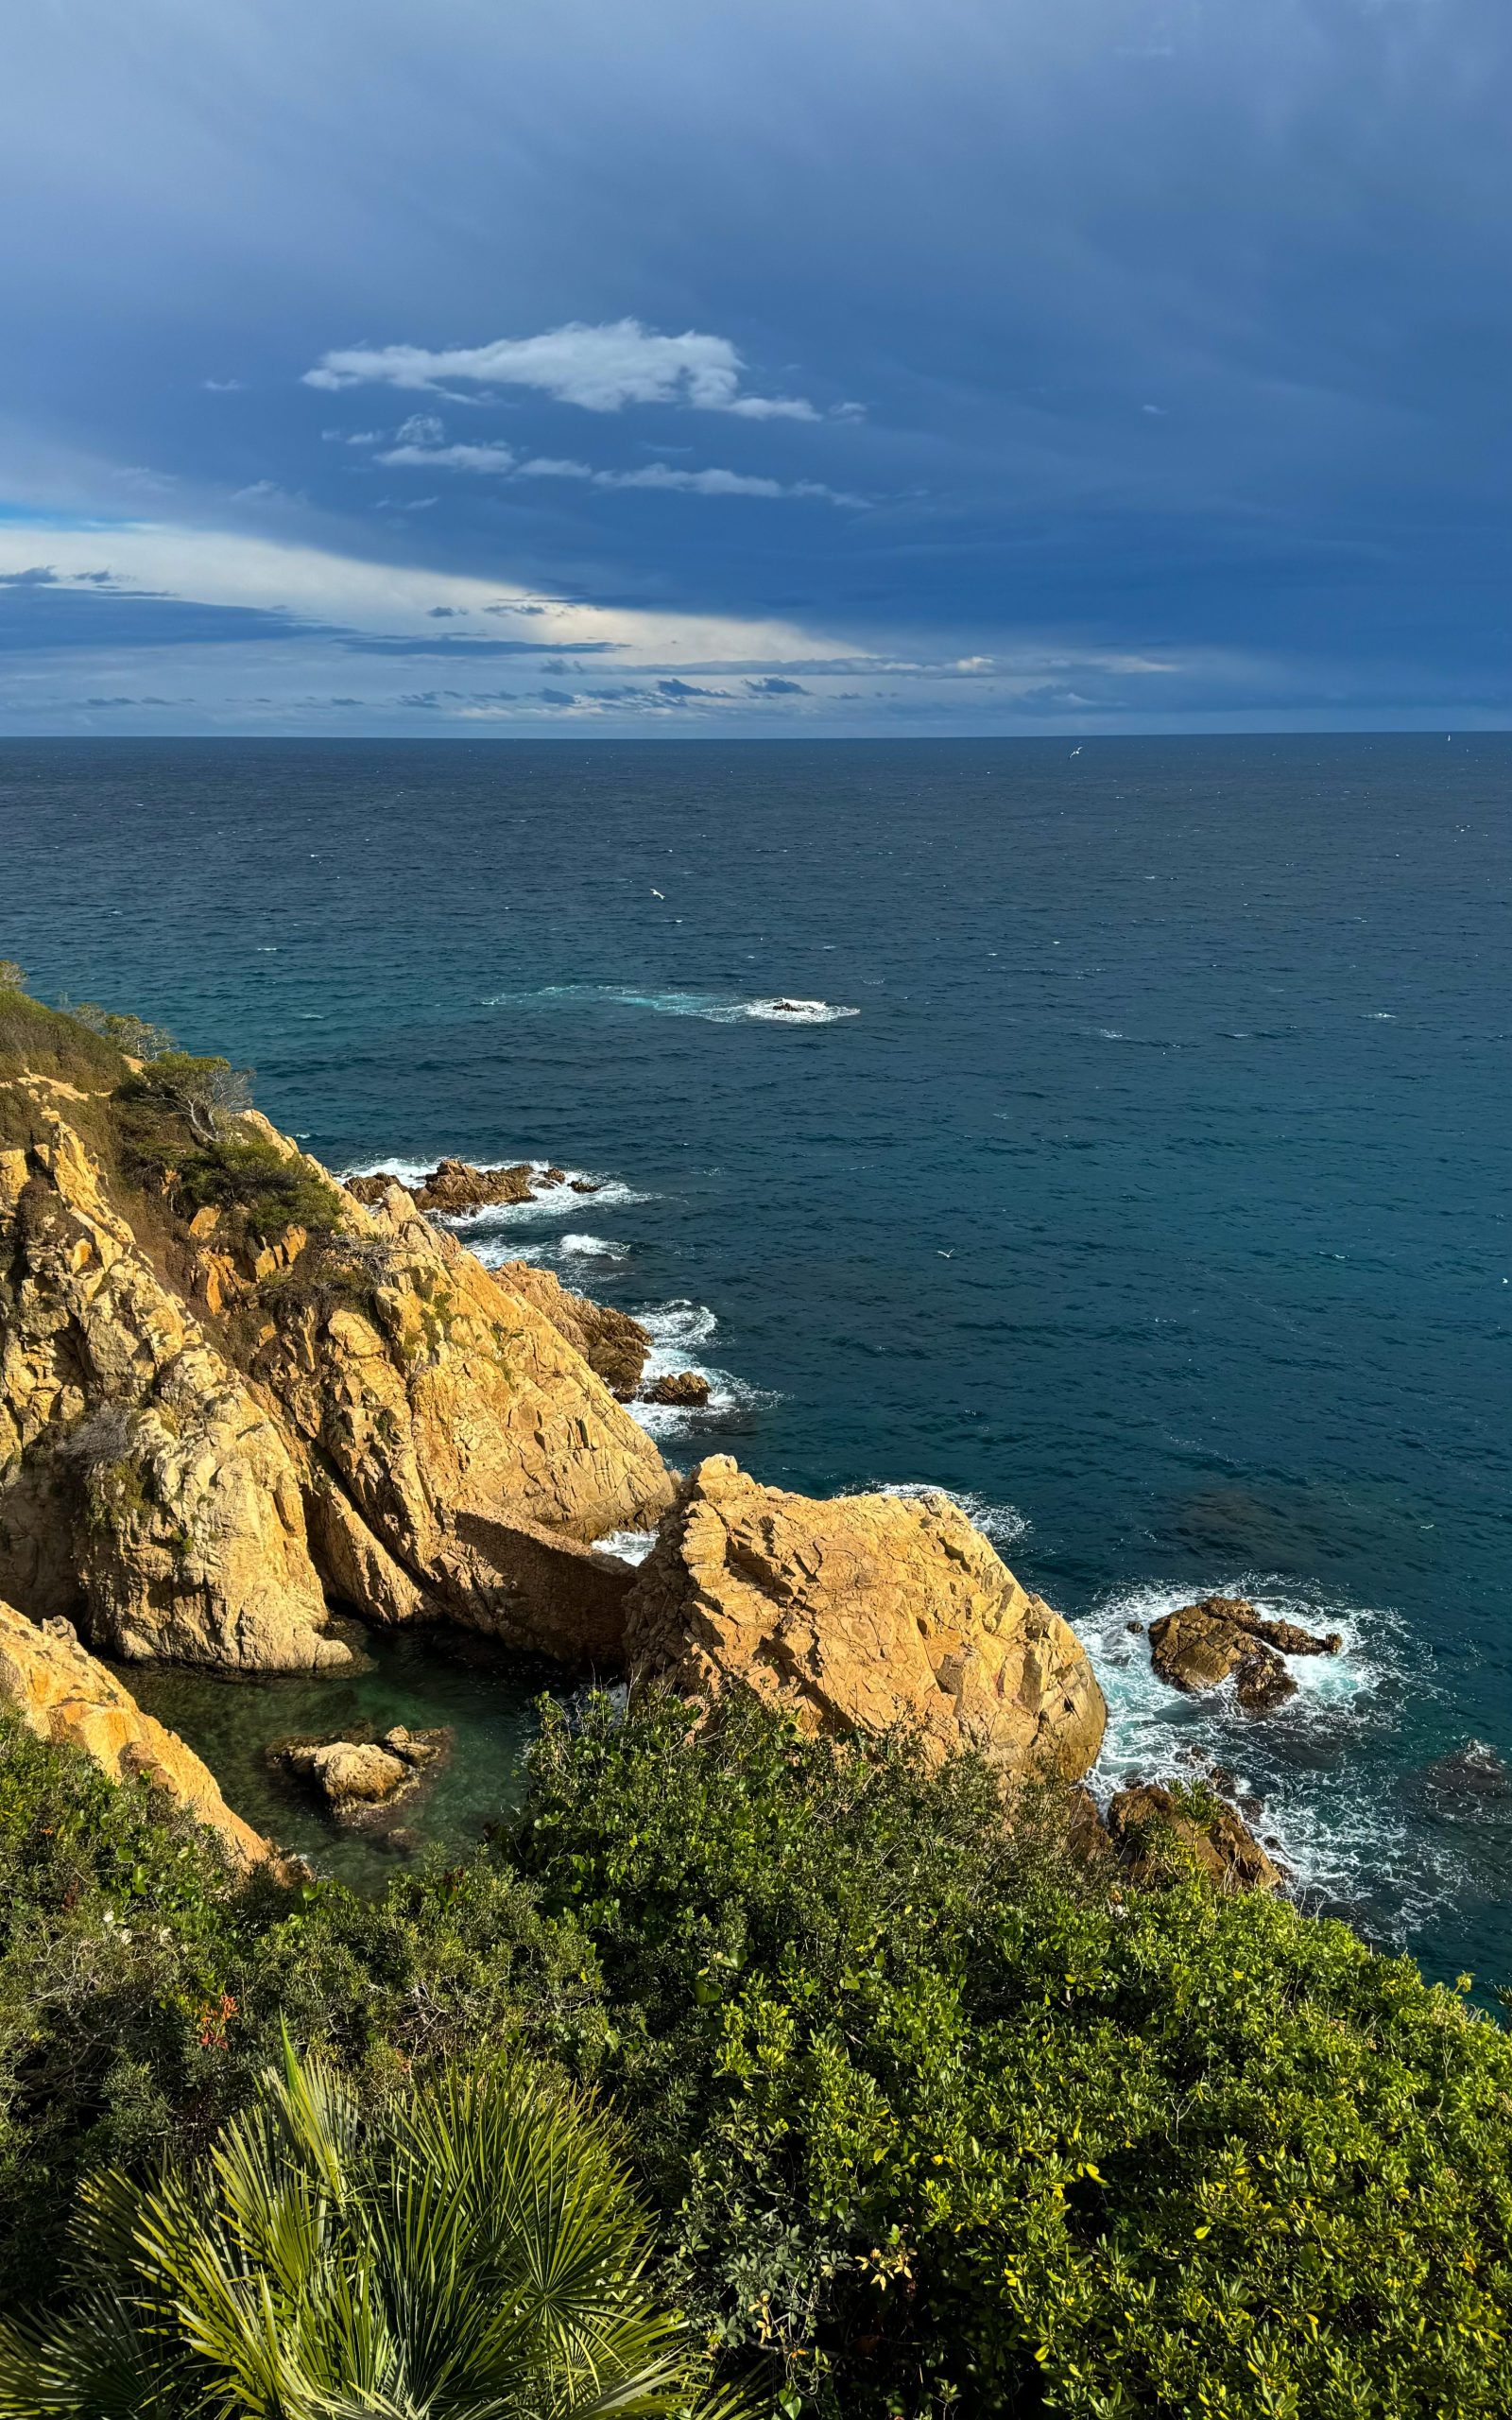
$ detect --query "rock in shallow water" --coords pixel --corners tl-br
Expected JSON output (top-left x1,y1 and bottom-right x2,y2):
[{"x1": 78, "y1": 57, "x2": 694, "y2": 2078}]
[
  {"x1": 642, "y1": 1370, "x2": 712, "y2": 1408},
  {"x1": 1147, "y1": 1594, "x2": 1341, "y2": 1715},
  {"x1": 270, "y1": 1723, "x2": 451, "y2": 1823},
  {"x1": 625, "y1": 1455, "x2": 1107, "y2": 1779}
]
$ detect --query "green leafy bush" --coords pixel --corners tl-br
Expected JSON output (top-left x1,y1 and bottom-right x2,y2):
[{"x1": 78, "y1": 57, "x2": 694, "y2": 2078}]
[
  {"x1": 518, "y1": 1695, "x2": 1512, "y2": 2420},
  {"x1": 2, "y1": 1695, "x2": 1510, "y2": 2417}
]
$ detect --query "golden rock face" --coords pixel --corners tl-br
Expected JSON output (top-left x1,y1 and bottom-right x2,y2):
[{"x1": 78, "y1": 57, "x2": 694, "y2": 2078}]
[
  {"x1": 0, "y1": 1598, "x2": 273, "y2": 1869},
  {"x1": 625, "y1": 1455, "x2": 1108, "y2": 1782},
  {"x1": 0, "y1": 1083, "x2": 673, "y2": 1672}
]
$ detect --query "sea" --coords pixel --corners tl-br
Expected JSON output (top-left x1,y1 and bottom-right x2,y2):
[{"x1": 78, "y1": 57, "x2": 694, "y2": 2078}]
[{"x1": 1, "y1": 736, "x2": 1507, "y2": 1985}]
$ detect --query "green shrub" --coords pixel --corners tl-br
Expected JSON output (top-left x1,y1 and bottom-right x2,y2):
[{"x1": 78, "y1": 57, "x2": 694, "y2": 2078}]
[
  {"x1": 516, "y1": 1694, "x2": 1512, "y2": 2420},
  {"x1": 3, "y1": 1693, "x2": 1510, "y2": 2417}
]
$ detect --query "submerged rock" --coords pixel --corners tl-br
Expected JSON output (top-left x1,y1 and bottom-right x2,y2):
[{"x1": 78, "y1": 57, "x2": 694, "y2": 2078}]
[
  {"x1": 1147, "y1": 1594, "x2": 1340, "y2": 1715},
  {"x1": 642, "y1": 1370, "x2": 712, "y2": 1408},
  {"x1": 0, "y1": 1599, "x2": 274, "y2": 1868},
  {"x1": 271, "y1": 1722, "x2": 450, "y2": 1824},
  {"x1": 1108, "y1": 1779, "x2": 1282, "y2": 1893},
  {"x1": 625, "y1": 1455, "x2": 1107, "y2": 1779},
  {"x1": 492, "y1": 1260, "x2": 650, "y2": 1399}
]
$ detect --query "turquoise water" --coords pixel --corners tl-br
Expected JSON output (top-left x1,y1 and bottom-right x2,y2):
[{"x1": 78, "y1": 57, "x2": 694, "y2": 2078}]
[{"x1": 3, "y1": 737, "x2": 1508, "y2": 1978}]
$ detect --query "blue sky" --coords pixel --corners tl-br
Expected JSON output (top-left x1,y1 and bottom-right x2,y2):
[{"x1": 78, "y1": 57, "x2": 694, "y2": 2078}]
[{"x1": 3, "y1": 0, "x2": 1508, "y2": 735}]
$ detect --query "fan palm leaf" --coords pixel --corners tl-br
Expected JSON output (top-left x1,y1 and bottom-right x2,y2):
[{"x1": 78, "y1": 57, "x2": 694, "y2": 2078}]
[{"x1": 0, "y1": 2038, "x2": 748, "y2": 2420}]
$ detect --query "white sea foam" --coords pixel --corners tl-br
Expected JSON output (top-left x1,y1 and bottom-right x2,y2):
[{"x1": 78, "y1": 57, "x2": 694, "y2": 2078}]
[
  {"x1": 862, "y1": 1479, "x2": 1030, "y2": 1547},
  {"x1": 623, "y1": 1298, "x2": 776, "y2": 1433},
  {"x1": 485, "y1": 984, "x2": 857, "y2": 1026},
  {"x1": 593, "y1": 1528, "x2": 659, "y2": 1565},
  {"x1": 557, "y1": 1234, "x2": 631, "y2": 1259},
  {"x1": 1073, "y1": 1577, "x2": 1453, "y2": 1941},
  {"x1": 339, "y1": 1153, "x2": 648, "y2": 1220}
]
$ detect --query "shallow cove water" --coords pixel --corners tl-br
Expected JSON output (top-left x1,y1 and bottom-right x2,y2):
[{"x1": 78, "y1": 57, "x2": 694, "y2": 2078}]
[{"x1": 2, "y1": 736, "x2": 1509, "y2": 1978}]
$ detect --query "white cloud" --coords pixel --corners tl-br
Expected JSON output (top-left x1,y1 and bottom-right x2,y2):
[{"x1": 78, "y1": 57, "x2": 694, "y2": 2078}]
[
  {"x1": 303, "y1": 318, "x2": 825, "y2": 420},
  {"x1": 202, "y1": 378, "x2": 244, "y2": 393},
  {"x1": 378, "y1": 441, "x2": 518, "y2": 474},
  {"x1": 373, "y1": 433, "x2": 862, "y2": 506}
]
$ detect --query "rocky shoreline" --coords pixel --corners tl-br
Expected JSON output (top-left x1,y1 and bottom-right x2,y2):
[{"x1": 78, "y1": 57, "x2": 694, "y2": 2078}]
[{"x1": 0, "y1": 996, "x2": 1291, "y2": 1887}]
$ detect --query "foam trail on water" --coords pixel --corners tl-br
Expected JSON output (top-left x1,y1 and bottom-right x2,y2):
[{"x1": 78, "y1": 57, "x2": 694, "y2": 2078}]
[{"x1": 486, "y1": 984, "x2": 857, "y2": 1026}]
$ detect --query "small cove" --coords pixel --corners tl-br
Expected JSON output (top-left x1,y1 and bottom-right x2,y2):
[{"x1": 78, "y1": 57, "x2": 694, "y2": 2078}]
[{"x1": 117, "y1": 1629, "x2": 569, "y2": 1888}]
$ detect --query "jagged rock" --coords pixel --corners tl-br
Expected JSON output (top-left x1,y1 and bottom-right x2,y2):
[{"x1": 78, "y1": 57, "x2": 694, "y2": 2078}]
[
  {"x1": 344, "y1": 1174, "x2": 397, "y2": 1207},
  {"x1": 246, "y1": 1180, "x2": 673, "y2": 1649},
  {"x1": 643, "y1": 1370, "x2": 712, "y2": 1408},
  {"x1": 0, "y1": 1599, "x2": 273, "y2": 1867},
  {"x1": 0, "y1": 1112, "x2": 351, "y2": 1671},
  {"x1": 1, "y1": 1054, "x2": 672, "y2": 1673},
  {"x1": 1108, "y1": 1780, "x2": 1282, "y2": 1893},
  {"x1": 491, "y1": 1261, "x2": 650, "y2": 1398},
  {"x1": 415, "y1": 1159, "x2": 536, "y2": 1215},
  {"x1": 625, "y1": 1456, "x2": 1106, "y2": 1778},
  {"x1": 271, "y1": 1722, "x2": 449, "y2": 1822},
  {"x1": 569, "y1": 1179, "x2": 601, "y2": 1195},
  {"x1": 1147, "y1": 1594, "x2": 1341, "y2": 1715}
]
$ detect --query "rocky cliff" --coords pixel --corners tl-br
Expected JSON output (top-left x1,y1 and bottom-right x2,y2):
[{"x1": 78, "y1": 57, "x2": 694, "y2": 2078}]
[
  {"x1": 0, "y1": 1598, "x2": 272, "y2": 1868},
  {"x1": 0, "y1": 1027, "x2": 672, "y2": 1671},
  {"x1": 625, "y1": 1455, "x2": 1107, "y2": 1778}
]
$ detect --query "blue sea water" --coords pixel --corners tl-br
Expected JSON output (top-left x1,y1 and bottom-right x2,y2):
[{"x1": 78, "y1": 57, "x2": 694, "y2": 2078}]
[{"x1": 2, "y1": 736, "x2": 1508, "y2": 1980}]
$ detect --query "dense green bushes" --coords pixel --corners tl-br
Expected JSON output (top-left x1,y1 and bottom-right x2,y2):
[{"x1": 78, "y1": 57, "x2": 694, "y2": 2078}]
[{"x1": 2, "y1": 1697, "x2": 1510, "y2": 2417}]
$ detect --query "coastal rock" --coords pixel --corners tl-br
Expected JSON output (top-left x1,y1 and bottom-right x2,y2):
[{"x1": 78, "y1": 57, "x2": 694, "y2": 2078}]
[
  {"x1": 491, "y1": 1260, "x2": 650, "y2": 1398},
  {"x1": 1, "y1": 1037, "x2": 672, "y2": 1672},
  {"x1": 0, "y1": 1599, "x2": 273, "y2": 1868},
  {"x1": 247, "y1": 1180, "x2": 673, "y2": 1649},
  {"x1": 415, "y1": 1159, "x2": 535, "y2": 1215},
  {"x1": 0, "y1": 1112, "x2": 350, "y2": 1671},
  {"x1": 271, "y1": 1722, "x2": 449, "y2": 1822},
  {"x1": 642, "y1": 1370, "x2": 712, "y2": 1408},
  {"x1": 1108, "y1": 1779, "x2": 1282, "y2": 1893},
  {"x1": 1148, "y1": 1594, "x2": 1341, "y2": 1715},
  {"x1": 344, "y1": 1173, "x2": 399, "y2": 1208},
  {"x1": 624, "y1": 1456, "x2": 1106, "y2": 1778}
]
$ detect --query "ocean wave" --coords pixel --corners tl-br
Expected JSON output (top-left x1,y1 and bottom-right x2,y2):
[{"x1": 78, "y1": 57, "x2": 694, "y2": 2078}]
[
  {"x1": 557, "y1": 1233, "x2": 631, "y2": 1259},
  {"x1": 593, "y1": 1527, "x2": 659, "y2": 1566},
  {"x1": 485, "y1": 983, "x2": 857, "y2": 1026},
  {"x1": 340, "y1": 1154, "x2": 648, "y2": 1219},
  {"x1": 623, "y1": 1297, "x2": 777, "y2": 1434},
  {"x1": 1073, "y1": 1577, "x2": 1453, "y2": 1944},
  {"x1": 861, "y1": 1479, "x2": 1030, "y2": 1547}
]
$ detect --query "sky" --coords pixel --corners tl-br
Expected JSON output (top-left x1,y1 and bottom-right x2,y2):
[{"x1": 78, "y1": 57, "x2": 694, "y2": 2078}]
[{"x1": 2, "y1": 0, "x2": 1509, "y2": 737}]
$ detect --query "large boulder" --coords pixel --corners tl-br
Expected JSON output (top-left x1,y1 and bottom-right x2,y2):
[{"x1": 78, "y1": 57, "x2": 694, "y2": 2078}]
[
  {"x1": 625, "y1": 1457, "x2": 1106, "y2": 1778},
  {"x1": 0, "y1": 1599, "x2": 273, "y2": 1868},
  {"x1": 491, "y1": 1260, "x2": 650, "y2": 1399},
  {"x1": 415, "y1": 1159, "x2": 534, "y2": 1215},
  {"x1": 1108, "y1": 1780, "x2": 1282, "y2": 1893},
  {"x1": 1148, "y1": 1594, "x2": 1341, "y2": 1715},
  {"x1": 244, "y1": 1176, "x2": 673, "y2": 1648},
  {"x1": 270, "y1": 1723, "x2": 449, "y2": 1824},
  {"x1": 0, "y1": 1108, "x2": 350, "y2": 1671}
]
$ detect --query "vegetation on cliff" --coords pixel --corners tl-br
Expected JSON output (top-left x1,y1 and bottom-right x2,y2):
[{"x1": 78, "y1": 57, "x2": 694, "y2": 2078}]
[{"x1": 2, "y1": 1697, "x2": 1509, "y2": 2418}]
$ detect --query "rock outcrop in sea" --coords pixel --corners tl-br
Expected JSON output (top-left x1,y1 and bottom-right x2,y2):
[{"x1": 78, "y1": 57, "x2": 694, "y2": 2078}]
[
  {"x1": 1147, "y1": 1593, "x2": 1341, "y2": 1714},
  {"x1": 624, "y1": 1455, "x2": 1107, "y2": 1778}
]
